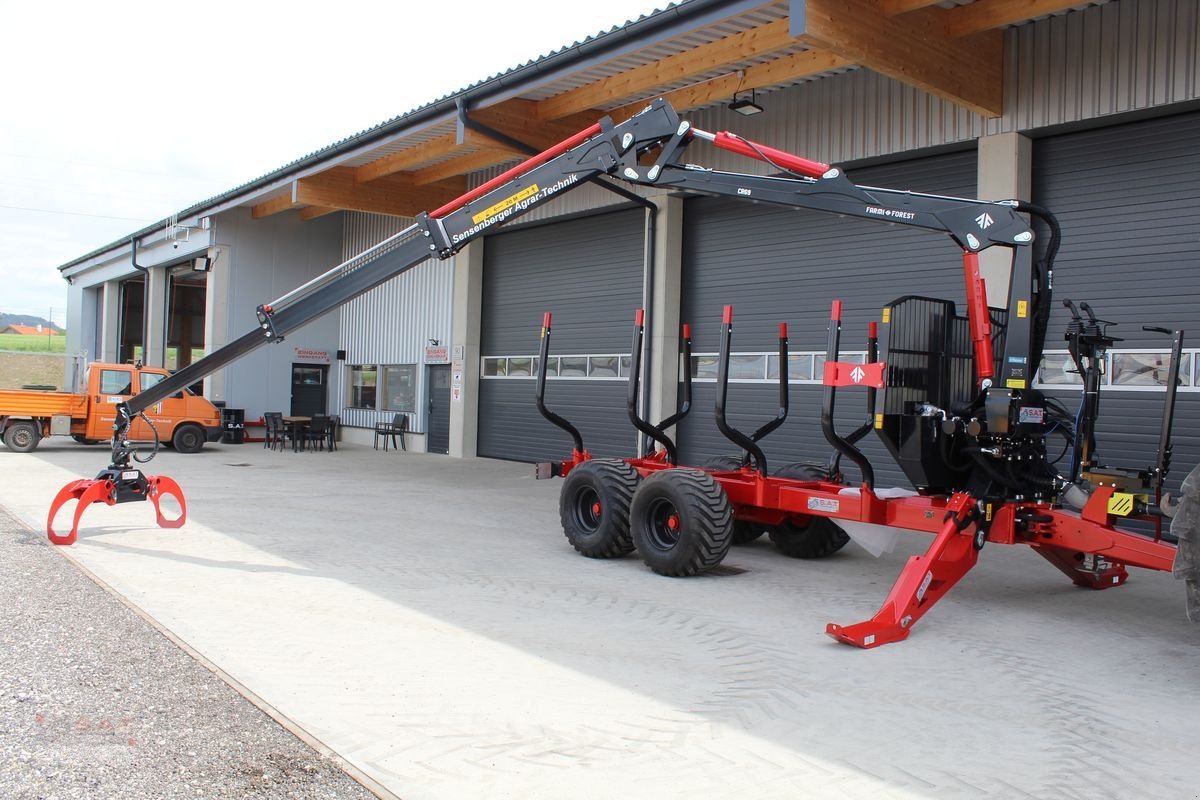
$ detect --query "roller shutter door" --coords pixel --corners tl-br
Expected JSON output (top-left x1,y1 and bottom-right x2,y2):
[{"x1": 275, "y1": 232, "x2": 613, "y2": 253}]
[
  {"x1": 1032, "y1": 111, "x2": 1200, "y2": 496},
  {"x1": 678, "y1": 149, "x2": 978, "y2": 487},
  {"x1": 479, "y1": 209, "x2": 644, "y2": 462}
]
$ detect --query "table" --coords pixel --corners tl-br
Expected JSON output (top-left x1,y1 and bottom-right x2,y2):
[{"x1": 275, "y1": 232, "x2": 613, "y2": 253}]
[{"x1": 281, "y1": 416, "x2": 310, "y2": 452}]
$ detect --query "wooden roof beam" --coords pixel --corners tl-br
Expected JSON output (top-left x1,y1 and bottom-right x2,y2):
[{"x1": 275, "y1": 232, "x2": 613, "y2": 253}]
[
  {"x1": 536, "y1": 18, "x2": 801, "y2": 121},
  {"x1": 469, "y1": 101, "x2": 610, "y2": 152},
  {"x1": 298, "y1": 206, "x2": 340, "y2": 221},
  {"x1": 250, "y1": 193, "x2": 298, "y2": 219},
  {"x1": 877, "y1": 0, "x2": 943, "y2": 15},
  {"x1": 608, "y1": 49, "x2": 853, "y2": 121},
  {"x1": 354, "y1": 129, "x2": 521, "y2": 184},
  {"x1": 793, "y1": 0, "x2": 1003, "y2": 117},
  {"x1": 411, "y1": 149, "x2": 518, "y2": 186},
  {"x1": 296, "y1": 167, "x2": 465, "y2": 217}
]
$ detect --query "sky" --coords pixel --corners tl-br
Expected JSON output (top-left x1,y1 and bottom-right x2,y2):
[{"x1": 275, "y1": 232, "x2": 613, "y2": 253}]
[{"x1": 0, "y1": 0, "x2": 667, "y2": 329}]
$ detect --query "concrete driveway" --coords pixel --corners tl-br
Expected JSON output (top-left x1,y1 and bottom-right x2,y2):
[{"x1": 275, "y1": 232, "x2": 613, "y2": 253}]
[{"x1": 3, "y1": 438, "x2": 1198, "y2": 799}]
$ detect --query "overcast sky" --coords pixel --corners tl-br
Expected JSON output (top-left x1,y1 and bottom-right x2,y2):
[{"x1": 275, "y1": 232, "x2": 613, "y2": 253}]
[{"x1": 0, "y1": 0, "x2": 665, "y2": 328}]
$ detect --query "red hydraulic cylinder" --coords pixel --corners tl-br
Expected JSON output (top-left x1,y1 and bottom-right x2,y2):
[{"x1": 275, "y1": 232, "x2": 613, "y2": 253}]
[
  {"x1": 704, "y1": 131, "x2": 830, "y2": 179},
  {"x1": 962, "y1": 251, "x2": 995, "y2": 382}
]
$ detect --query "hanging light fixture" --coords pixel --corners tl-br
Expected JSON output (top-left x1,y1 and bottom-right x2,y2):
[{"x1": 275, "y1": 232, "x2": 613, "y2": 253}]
[{"x1": 729, "y1": 88, "x2": 763, "y2": 116}]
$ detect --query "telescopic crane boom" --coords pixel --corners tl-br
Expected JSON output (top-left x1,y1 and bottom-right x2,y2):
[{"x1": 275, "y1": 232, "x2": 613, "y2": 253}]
[{"x1": 48, "y1": 98, "x2": 1041, "y2": 544}]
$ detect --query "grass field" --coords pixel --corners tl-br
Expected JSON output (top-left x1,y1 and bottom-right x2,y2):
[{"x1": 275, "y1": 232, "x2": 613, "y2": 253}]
[{"x1": 0, "y1": 332, "x2": 66, "y2": 353}]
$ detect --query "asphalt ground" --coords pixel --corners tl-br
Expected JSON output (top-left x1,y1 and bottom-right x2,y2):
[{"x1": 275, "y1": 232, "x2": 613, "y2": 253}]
[
  {"x1": 2, "y1": 439, "x2": 1200, "y2": 798},
  {"x1": 0, "y1": 503, "x2": 377, "y2": 800}
]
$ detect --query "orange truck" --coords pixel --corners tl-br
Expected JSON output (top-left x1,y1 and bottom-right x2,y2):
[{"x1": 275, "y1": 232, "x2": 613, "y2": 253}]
[{"x1": 0, "y1": 362, "x2": 222, "y2": 454}]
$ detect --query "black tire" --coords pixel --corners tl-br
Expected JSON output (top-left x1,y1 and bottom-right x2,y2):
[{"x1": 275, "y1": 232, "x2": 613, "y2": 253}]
[
  {"x1": 172, "y1": 424, "x2": 205, "y2": 454},
  {"x1": 559, "y1": 458, "x2": 640, "y2": 558},
  {"x1": 3, "y1": 421, "x2": 40, "y2": 453},
  {"x1": 702, "y1": 455, "x2": 764, "y2": 545},
  {"x1": 630, "y1": 468, "x2": 733, "y2": 576},
  {"x1": 71, "y1": 435, "x2": 102, "y2": 445},
  {"x1": 767, "y1": 462, "x2": 850, "y2": 559}
]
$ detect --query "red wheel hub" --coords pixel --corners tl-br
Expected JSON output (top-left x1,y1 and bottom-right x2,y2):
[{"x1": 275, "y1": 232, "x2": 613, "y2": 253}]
[
  {"x1": 667, "y1": 514, "x2": 680, "y2": 530},
  {"x1": 592, "y1": 502, "x2": 602, "y2": 516}
]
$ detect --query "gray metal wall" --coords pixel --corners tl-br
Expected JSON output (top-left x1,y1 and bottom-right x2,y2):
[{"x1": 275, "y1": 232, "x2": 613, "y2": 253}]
[
  {"x1": 478, "y1": 209, "x2": 645, "y2": 462},
  {"x1": 1032, "y1": 110, "x2": 1200, "y2": 496},
  {"x1": 337, "y1": 212, "x2": 455, "y2": 432},
  {"x1": 677, "y1": 149, "x2": 979, "y2": 486}
]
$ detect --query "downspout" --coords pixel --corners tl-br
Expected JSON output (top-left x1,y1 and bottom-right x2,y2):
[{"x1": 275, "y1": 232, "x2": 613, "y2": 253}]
[
  {"x1": 591, "y1": 178, "x2": 657, "y2": 457},
  {"x1": 130, "y1": 236, "x2": 149, "y2": 366}
]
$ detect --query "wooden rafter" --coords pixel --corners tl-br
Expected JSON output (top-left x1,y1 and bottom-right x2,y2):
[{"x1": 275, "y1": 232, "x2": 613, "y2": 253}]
[
  {"x1": 942, "y1": 0, "x2": 1090, "y2": 37},
  {"x1": 536, "y1": 18, "x2": 800, "y2": 121},
  {"x1": 412, "y1": 149, "x2": 518, "y2": 186},
  {"x1": 793, "y1": 0, "x2": 1003, "y2": 117},
  {"x1": 250, "y1": 193, "x2": 297, "y2": 219},
  {"x1": 609, "y1": 49, "x2": 853, "y2": 121},
  {"x1": 354, "y1": 129, "x2": 520, "y2": 184},
  {"x1": 877, "y1": 0, "x2": 943, "y2": 16},
  {"x1": 468, "y1": 102, "x2": 609, "y2": 151},
  {"x1": 298, "y1": 206, "x2": 340, "y2": 221},
  {"x1": 295, "y1": 167, "x2": 465, "y2": 217}
]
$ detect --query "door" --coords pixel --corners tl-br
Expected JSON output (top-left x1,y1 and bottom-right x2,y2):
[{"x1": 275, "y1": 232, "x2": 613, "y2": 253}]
[
  {"x1": 291, "y1": 364, "x2": 328, "y2": 417},
  {"x1": 131, "y1": 370, "x2": 186, "y2": 442},
  {"x1": 427, "y1": 364, "x2": 451, "y2": 455},
  {"x1": 88, "y1": 366, "x2": 135, "y2": 441}
]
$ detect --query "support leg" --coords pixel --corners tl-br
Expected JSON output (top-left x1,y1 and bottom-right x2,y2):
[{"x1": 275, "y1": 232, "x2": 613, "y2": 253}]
[{"x1": 826, "y1": 494, "x2": 980, "y2": 648}]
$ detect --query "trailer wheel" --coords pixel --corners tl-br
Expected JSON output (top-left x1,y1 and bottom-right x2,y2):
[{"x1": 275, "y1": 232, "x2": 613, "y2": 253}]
[
  {"x1": 172, "y1": 424, "x2": 205, "y2": 454},
  {"x1": 3, "y1": 421, "x2": 41, "y2": 453},
  {"x1": 559, "y1": 458, "x2": 640, "y2": 558},
  {"x1": 703, "y1": 455, "x2": 764, "y2": 544},
  {"x1": 630, "y1": 468, "x2": 733, "y2": 576},
  {"x1": 768, "y1": 463, "x2": 850, "y2": 559}
]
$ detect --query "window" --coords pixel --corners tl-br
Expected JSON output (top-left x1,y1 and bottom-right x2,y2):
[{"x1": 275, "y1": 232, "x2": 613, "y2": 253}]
[
  {"x1": 382, "y1": 364, "x2": 417, "y2": 412},
  {"x1": 140, "y1": 371, "x2": 185, "y2": 399},
  {"x1": 348, "y1": 365, "x2": 377, "y2": 408},
  {"x1": 690, "y1": 351, "x2": 867, "y2": 383},
  {"x1": 480, "y1": 354, "x2": 629, "y2": 380},
  {"x1": 99, "y1": 369, "x2": 132, "y2": 396},
  {"x1": 1036, "y1": 349, "x2": 1197, "y2": 391}
]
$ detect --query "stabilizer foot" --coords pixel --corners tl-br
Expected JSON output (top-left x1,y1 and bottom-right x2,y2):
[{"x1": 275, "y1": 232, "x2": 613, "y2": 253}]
[{"x1": 826, "y1": 493, "x2": 980, "y2": 648}]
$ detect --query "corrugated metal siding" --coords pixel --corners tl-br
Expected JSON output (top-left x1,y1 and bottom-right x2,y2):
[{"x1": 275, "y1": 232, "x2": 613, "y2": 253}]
[
  {"x1": 677, "y1": 149, "x2": 979, "y2": 486},
  {"x1": 338, "y1": 212, "x2": 454, "y2": 431},
  {"x1": 1033, "y1": 110, "x2": 1200, "y2": 496},
  {"x1": 479, "y1": 209, "x2": 645, "y2": 461}
]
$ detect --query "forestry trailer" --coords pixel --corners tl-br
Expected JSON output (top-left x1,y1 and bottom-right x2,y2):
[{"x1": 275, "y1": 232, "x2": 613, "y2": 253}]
[{"x1": 44, "y1": 99, "x2": 1199, "y2": 648}]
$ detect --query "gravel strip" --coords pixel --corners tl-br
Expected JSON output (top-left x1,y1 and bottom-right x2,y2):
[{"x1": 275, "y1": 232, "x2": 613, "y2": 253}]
[{"x1": 0, "y1": 505, "x2": 379, "y2": 800}]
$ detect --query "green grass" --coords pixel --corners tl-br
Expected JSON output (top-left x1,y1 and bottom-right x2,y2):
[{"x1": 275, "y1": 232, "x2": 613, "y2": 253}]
[{"x1": 0, "y1": 332, "x2": 67, "y2": 353}]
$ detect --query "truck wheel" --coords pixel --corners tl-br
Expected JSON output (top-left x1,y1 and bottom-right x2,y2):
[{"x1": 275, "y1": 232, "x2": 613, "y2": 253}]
[
  {"x1": 767, "y1": 463, "x2": 849, "y2": 559},
  {"x1": 559, "y1": 458, "x2": 640, "y2": 558},
  {"x1": 630, "y1": 468, "x2": 733, "y2": 576},
  {"x1": 3, "y1": 421, "x2": 41, "y2": 453},
  {"x1": 703, "y1": 455, "x2": 764, "y2": 545},
  {"x1": 172, "y1": 424, "x2": 205, "y2": 454},
  {"x1": 71, "y1": 435, "x2": 102, "y2": 445}
]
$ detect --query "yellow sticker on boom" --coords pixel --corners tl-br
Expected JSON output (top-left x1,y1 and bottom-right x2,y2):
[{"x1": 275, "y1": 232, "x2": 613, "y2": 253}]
[
  {"x1": 881, "y1": 308, "x2": 891, "y2": 323},
  {"x1": 473, "y1": 185, "x2": 540, "y2": 225},
  {"x1": 1006, "y1": 379, "x2": 1027, "y2": 389},
  {"x1": 874, "y1": 413, "x2": 884, "y2": 429},
  {"x1": 1107, "y1": 492, "x2": 1135, "y2": 516},
  {"x1": 1016, "y1": 300, "x2": 1028, "y2": 319}
]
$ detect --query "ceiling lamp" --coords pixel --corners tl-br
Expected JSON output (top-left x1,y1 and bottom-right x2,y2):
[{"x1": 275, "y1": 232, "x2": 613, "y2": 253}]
[{"x1": 729, "y1": 89, "x2": 764, "y2": 116}]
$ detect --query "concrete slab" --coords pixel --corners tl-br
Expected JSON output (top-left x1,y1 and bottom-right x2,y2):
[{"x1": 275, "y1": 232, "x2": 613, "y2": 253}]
[{"x1": 3, "y1": 438, "x2": 1199, "y2": 799}]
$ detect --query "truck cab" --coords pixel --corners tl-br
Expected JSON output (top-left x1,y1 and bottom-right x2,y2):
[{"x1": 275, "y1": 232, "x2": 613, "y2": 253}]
[{"x1": 0, "y1": 362, "x2": 222, "y2": 453}]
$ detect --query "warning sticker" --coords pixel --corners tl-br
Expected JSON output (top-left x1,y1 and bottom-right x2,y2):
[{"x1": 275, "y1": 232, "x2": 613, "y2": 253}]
[{"x1": 472, "y1": 185, "x2": 540, "y2": 225}]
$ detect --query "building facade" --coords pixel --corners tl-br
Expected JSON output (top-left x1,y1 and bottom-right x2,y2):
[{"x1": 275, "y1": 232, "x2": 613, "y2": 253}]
[{"x1": 60, "y1": 0, "x2": 1199, "y2": 485}]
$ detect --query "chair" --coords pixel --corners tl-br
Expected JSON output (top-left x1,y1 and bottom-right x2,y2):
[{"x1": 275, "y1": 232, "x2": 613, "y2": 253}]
[
  {"x1": 303, "y1": 415, "x2": 331, "y2": 452},
  {"x1": 263, "y1": 412, "x2": 287, "y2": 451},
  {"x1": 326, "y1": 416, "x2": 339, "y2": 452},
  {"x1": 373, "y1": 413, "x2": 408, "y2": 451}
]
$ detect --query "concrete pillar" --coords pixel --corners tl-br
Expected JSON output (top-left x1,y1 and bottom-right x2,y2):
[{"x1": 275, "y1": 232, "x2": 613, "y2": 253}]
[
  {"x1": 647, "y1": 195, "x2": 685, "y2": 442},
  {"x1": 977, "y1": 132, "x2": 1032, "y2": 302},
  {"x1": 99, "y1": 280, "x2": 121, "y2": 363},
  {"x1": 203, "y1": 244, "x2": 230, "y2": 402},
  {"x1": 145, "y1": 265, "x2": 169, "y2": 367},
  {"x1": 449, "y1": 241, "x2": 484, "y2": 458}
]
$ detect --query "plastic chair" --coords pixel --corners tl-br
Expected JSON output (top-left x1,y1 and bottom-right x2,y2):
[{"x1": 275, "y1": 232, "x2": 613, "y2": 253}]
[
  {"x1": 373, "y1": 413, "x2": 408, "y2": 451},
  {"x1": 263, "y1": 412, "x2": 286, "y2": 451},
  {"x1": 326, "y1": 415, "x2": 339, "y2": 451}
]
